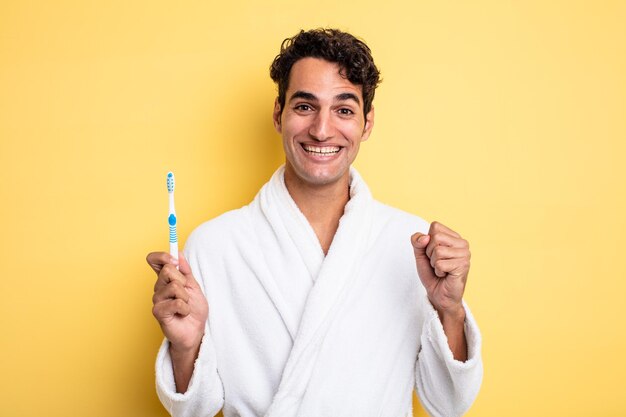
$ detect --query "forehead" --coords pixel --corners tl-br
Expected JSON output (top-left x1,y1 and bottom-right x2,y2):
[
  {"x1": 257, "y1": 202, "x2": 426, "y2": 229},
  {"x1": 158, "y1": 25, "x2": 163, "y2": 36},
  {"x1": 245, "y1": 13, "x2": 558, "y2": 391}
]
[{"x1": 286, "y1": 57, "x2": 363, "y2": 102}]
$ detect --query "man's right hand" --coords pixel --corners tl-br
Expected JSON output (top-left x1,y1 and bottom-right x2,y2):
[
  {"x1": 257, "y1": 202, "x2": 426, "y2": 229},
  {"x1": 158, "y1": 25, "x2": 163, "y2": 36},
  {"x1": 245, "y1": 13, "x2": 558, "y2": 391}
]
[{"x1": 147, "y1": 251, "x2": 208, "y2": 354}]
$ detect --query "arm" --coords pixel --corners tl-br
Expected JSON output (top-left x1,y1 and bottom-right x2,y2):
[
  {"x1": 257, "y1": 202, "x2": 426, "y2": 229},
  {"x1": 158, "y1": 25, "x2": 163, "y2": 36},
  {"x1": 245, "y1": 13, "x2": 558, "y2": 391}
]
[
  {"x1": 438, "y1": 306, "x2": 467, "y2": 362},
  {"x1": 155, "y1": 330, "x2": 224, "y2": 417},
  {"x1": 415, "y1": 300, "x2": 483, "y2": 417},
  {"x1": 410, "y1": 222, "x2": 482, "y2": 415},
  {"x1": 148, "y1": 251, "x2": 224, "y2": 417},
  {"x1": 170, "y1": 343, "x2": 202, "y2": 393}
]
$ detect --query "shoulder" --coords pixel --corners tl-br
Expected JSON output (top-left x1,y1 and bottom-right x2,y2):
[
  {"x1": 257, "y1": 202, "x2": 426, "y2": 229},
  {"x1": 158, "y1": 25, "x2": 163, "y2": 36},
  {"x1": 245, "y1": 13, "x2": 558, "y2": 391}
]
[
  {"x1": 365, "y1": 200, "x2": 430, "y2": 262},
  {"x1": 185, "y1": 206, "x2": 252, "y2": 252},
  {"x1": 372, "y1": 200, "x2": 430, "y2": 235},
  {"x1": 364, "y1": 200, "x2": 429, "y2": 293}
]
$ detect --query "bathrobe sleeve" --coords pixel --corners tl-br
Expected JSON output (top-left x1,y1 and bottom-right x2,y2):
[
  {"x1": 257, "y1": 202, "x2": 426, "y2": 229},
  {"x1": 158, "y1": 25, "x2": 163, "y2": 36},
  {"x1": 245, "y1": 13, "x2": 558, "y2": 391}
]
[
  {"x1": 155, "y1": 328, "x2": 224, "y2": 417},
  {"x1": 415, "y1": 300, "x2": 483, "y2": 417}
]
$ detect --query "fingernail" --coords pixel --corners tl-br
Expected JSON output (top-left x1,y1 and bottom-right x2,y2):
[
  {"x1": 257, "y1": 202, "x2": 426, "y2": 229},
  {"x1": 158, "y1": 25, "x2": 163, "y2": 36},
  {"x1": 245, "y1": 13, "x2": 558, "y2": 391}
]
[{"x1": 171, "y1": 258, "x2": 179, "y2": 265}]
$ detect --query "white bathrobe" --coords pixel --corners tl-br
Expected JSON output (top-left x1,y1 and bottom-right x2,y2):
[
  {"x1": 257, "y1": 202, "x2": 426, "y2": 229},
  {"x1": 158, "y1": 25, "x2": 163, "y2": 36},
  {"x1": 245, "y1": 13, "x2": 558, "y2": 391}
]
[{"x1": 155, "y1": 166, "x2": 483, "y2": 417}]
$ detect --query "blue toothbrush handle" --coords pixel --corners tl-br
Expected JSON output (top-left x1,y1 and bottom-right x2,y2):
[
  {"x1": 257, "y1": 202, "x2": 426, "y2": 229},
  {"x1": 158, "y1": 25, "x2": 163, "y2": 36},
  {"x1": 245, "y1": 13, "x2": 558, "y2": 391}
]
[{"x1": 168, "y1": 213, "x2": 178, "y2": 260}]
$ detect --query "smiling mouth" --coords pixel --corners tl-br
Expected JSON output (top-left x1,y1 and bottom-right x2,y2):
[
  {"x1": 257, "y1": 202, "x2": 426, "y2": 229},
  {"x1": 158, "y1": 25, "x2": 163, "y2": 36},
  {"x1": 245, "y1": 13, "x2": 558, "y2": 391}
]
[{"x1": 301, "y1": 144, "x2": 341, "y2": 155}]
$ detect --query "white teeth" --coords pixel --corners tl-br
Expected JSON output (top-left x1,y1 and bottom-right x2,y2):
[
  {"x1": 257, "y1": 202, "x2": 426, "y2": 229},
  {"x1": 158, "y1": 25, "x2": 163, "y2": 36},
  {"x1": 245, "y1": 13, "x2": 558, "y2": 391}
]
[{"x1": 302, "y1": 145, "x2": 341, "y2": 155}]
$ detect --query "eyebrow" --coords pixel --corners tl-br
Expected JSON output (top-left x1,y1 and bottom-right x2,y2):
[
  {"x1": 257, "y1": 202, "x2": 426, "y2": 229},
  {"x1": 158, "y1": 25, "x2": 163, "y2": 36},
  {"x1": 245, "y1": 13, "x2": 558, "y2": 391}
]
[
  {"x1": 288, "y1": 90, "x2": 361, "y2": 106},
  {"x1": 289, "y1": 91, "x2": 318, "y2": 102},
  {"x1": 335, "y1": 92, "x2": 361, "y2": 105}
]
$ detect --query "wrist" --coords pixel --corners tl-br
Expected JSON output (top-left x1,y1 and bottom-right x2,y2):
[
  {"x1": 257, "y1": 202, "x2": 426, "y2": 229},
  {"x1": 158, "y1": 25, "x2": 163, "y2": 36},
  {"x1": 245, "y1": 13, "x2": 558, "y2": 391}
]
[
  {"x1": 169, "y1": 338, "x2": 203, "y2": 394},
  {"x1": 169, "y1": 337, "x2": 203, "y2": 360},
  {"x1": 436, "y1": 304, "x2": 466, "y2": 326},
  {"x1": 438, "y1": 305, "x2": 468, "y2": 362}
]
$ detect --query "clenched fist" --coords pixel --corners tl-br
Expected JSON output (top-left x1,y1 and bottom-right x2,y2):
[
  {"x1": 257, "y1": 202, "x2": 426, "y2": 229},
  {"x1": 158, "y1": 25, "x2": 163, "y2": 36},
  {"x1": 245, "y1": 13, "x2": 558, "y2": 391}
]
[{"x1": 411, "y1": 221, "x2": 470, "y2": 319}]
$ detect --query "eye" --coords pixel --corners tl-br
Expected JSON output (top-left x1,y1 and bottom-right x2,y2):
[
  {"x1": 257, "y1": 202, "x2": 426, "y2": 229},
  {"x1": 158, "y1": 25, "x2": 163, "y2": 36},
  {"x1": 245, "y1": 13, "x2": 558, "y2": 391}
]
[
  {"x1": 338, "y1": 108, "x2": 354, "y2": 115},
  {"x1": 295, "y1": 104, "x2": 312, "y2": 112}
]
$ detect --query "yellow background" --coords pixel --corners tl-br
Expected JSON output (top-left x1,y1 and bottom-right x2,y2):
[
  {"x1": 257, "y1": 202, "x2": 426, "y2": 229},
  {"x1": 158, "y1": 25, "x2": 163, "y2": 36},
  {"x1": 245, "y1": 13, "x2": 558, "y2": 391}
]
[{"x1": 1, "y1": 1, "x2": 625, "y2": 416}]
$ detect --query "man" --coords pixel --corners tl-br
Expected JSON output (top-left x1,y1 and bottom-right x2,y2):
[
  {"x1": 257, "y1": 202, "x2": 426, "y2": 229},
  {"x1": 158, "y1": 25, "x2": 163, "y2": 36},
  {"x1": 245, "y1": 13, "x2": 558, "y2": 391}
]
[{"x1": 147, "y1": 29, "x2": 482, "y2": 417}]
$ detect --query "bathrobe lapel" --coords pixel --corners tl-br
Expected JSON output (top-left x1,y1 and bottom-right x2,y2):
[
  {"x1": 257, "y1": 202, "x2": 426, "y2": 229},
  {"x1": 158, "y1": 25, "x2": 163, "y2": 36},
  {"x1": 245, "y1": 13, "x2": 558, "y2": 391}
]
[
  {"x1": 260, "y1": 166, "x2": 374, "y2": 416},
  {"x1": 249, "y1": 167, "x2": 324, "y2": 342}
]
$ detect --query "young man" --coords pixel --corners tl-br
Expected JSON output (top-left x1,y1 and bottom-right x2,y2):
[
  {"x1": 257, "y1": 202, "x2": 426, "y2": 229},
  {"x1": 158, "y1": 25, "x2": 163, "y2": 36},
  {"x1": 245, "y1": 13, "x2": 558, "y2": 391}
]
[{"x1": 147, "y1": 29, "x2": 482, "y2": 417}]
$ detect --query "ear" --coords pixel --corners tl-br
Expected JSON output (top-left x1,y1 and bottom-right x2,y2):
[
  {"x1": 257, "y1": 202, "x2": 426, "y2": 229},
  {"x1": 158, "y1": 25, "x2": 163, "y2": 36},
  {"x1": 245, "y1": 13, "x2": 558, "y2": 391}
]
[
  {"x1": 361, "y1": 106, "x2": 375, "y2": 141},
  {"x1": 273, "y1": 98, "x2": 282, "y2": 133}
]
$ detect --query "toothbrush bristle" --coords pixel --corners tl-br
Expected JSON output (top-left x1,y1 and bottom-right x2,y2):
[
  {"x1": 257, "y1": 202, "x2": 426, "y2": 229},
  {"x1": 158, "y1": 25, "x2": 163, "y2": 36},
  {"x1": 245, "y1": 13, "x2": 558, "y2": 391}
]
[{"x1": 167, "y1": 172, "x2": 175, "y2": 192}]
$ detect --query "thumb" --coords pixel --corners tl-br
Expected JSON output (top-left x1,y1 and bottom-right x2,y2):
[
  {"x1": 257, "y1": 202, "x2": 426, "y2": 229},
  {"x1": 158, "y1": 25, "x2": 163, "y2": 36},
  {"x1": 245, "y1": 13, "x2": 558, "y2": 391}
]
[
  {"x1": 178, "y1": 251, "x2": 201, "y2": 290},
  {"x1": 178, "y1": 251, "x2": 192, "y2": 276},
  {"x1": 411, "y1": 232, "x2": 430, "y2": 255},
  {"x1": 411, "y1": 233, "x2": 436, "y2": 283}
]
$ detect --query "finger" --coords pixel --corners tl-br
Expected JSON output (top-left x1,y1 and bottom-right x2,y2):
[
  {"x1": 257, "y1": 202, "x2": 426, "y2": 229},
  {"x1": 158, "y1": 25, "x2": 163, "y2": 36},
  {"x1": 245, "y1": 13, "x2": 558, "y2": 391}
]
[
  {"x1": 426, "y1": 233, "x2": 469, "y2": 259},
  {"x1": 429, "y1": 246, "x2": 470, "y2": 268},
  {"x1": 146, "y1": 251, "x2": 179, "y2": 273},
  {"x1": 432, "y1": 257, "x2": 470, "y2": 279},
  {"x1": 152, "y1": 280, "x2": 190, "y2": 305},
  {"x1": 429, "y1": 221, "x2": 461, "y2": 238},
  {"x1": 154, "y1": 263, "x2": 187, "y2": 292},
  {"x1": 152, "y1": 298, "x2": 191, "y2": 321},
  {"x1": 178, "y1": 252, "x2": 202, "y2": 290}
]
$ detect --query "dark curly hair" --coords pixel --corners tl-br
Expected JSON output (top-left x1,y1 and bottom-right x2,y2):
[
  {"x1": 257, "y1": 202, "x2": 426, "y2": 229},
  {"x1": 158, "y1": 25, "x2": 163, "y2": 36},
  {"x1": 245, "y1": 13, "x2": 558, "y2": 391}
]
[{"x1": 270, "y1": 28, "x2": 381, "y2": 118}]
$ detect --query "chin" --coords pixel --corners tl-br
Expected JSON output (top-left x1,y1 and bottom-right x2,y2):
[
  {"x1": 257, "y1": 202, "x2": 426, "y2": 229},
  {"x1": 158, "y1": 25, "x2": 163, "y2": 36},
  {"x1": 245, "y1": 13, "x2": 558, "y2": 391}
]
[{"x1": 296, "y1": 166, "x2": 349, "y2": 187}]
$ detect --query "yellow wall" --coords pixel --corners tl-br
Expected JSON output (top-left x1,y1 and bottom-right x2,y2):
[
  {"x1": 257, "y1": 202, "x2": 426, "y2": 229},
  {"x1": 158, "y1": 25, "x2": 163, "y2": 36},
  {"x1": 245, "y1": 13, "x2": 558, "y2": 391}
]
[{"x1": 1, "y1": 1, "x2": 625, "y2": 416}]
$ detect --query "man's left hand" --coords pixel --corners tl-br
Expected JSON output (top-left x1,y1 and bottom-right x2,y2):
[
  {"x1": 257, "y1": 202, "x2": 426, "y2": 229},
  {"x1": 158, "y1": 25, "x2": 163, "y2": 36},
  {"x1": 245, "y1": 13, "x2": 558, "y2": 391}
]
[{"x1": 411, "y1": 221, "x2": 470, "y2": 319}]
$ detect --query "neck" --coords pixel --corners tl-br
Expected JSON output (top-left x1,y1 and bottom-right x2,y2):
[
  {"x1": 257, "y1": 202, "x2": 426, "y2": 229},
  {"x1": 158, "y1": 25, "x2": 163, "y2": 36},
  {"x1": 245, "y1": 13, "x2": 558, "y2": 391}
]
[{"x1": 284, "y1": 164, "x2": 350, "y2": 255}]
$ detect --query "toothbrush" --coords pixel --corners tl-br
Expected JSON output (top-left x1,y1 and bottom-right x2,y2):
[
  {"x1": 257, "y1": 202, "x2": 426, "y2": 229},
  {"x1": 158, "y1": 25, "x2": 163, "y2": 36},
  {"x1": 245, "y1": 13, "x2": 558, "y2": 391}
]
[{"x1": 166, "y1": 172, "x2": 178, "y2": 262}]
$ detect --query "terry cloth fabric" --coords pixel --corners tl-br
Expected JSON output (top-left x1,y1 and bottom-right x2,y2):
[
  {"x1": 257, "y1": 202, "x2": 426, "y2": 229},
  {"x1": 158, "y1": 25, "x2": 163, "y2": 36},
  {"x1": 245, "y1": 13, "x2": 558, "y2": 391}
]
[{"x1": 155, "y1": 165, "x2": 483, "y2": 417}]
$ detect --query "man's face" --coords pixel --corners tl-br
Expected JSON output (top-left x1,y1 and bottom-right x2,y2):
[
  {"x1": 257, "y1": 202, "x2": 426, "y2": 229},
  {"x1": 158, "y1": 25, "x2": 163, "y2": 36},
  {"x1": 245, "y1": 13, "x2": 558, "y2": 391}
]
[{"x1": 273, "y1": 57, "x2": 374, "y2": 188}]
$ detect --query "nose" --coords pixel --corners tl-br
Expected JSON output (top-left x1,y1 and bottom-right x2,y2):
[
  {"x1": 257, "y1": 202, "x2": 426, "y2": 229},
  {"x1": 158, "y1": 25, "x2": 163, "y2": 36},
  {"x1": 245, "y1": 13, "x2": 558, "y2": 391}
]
[{"x1": 308, "y1": 110, "x2": 334, "y2": 142}]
